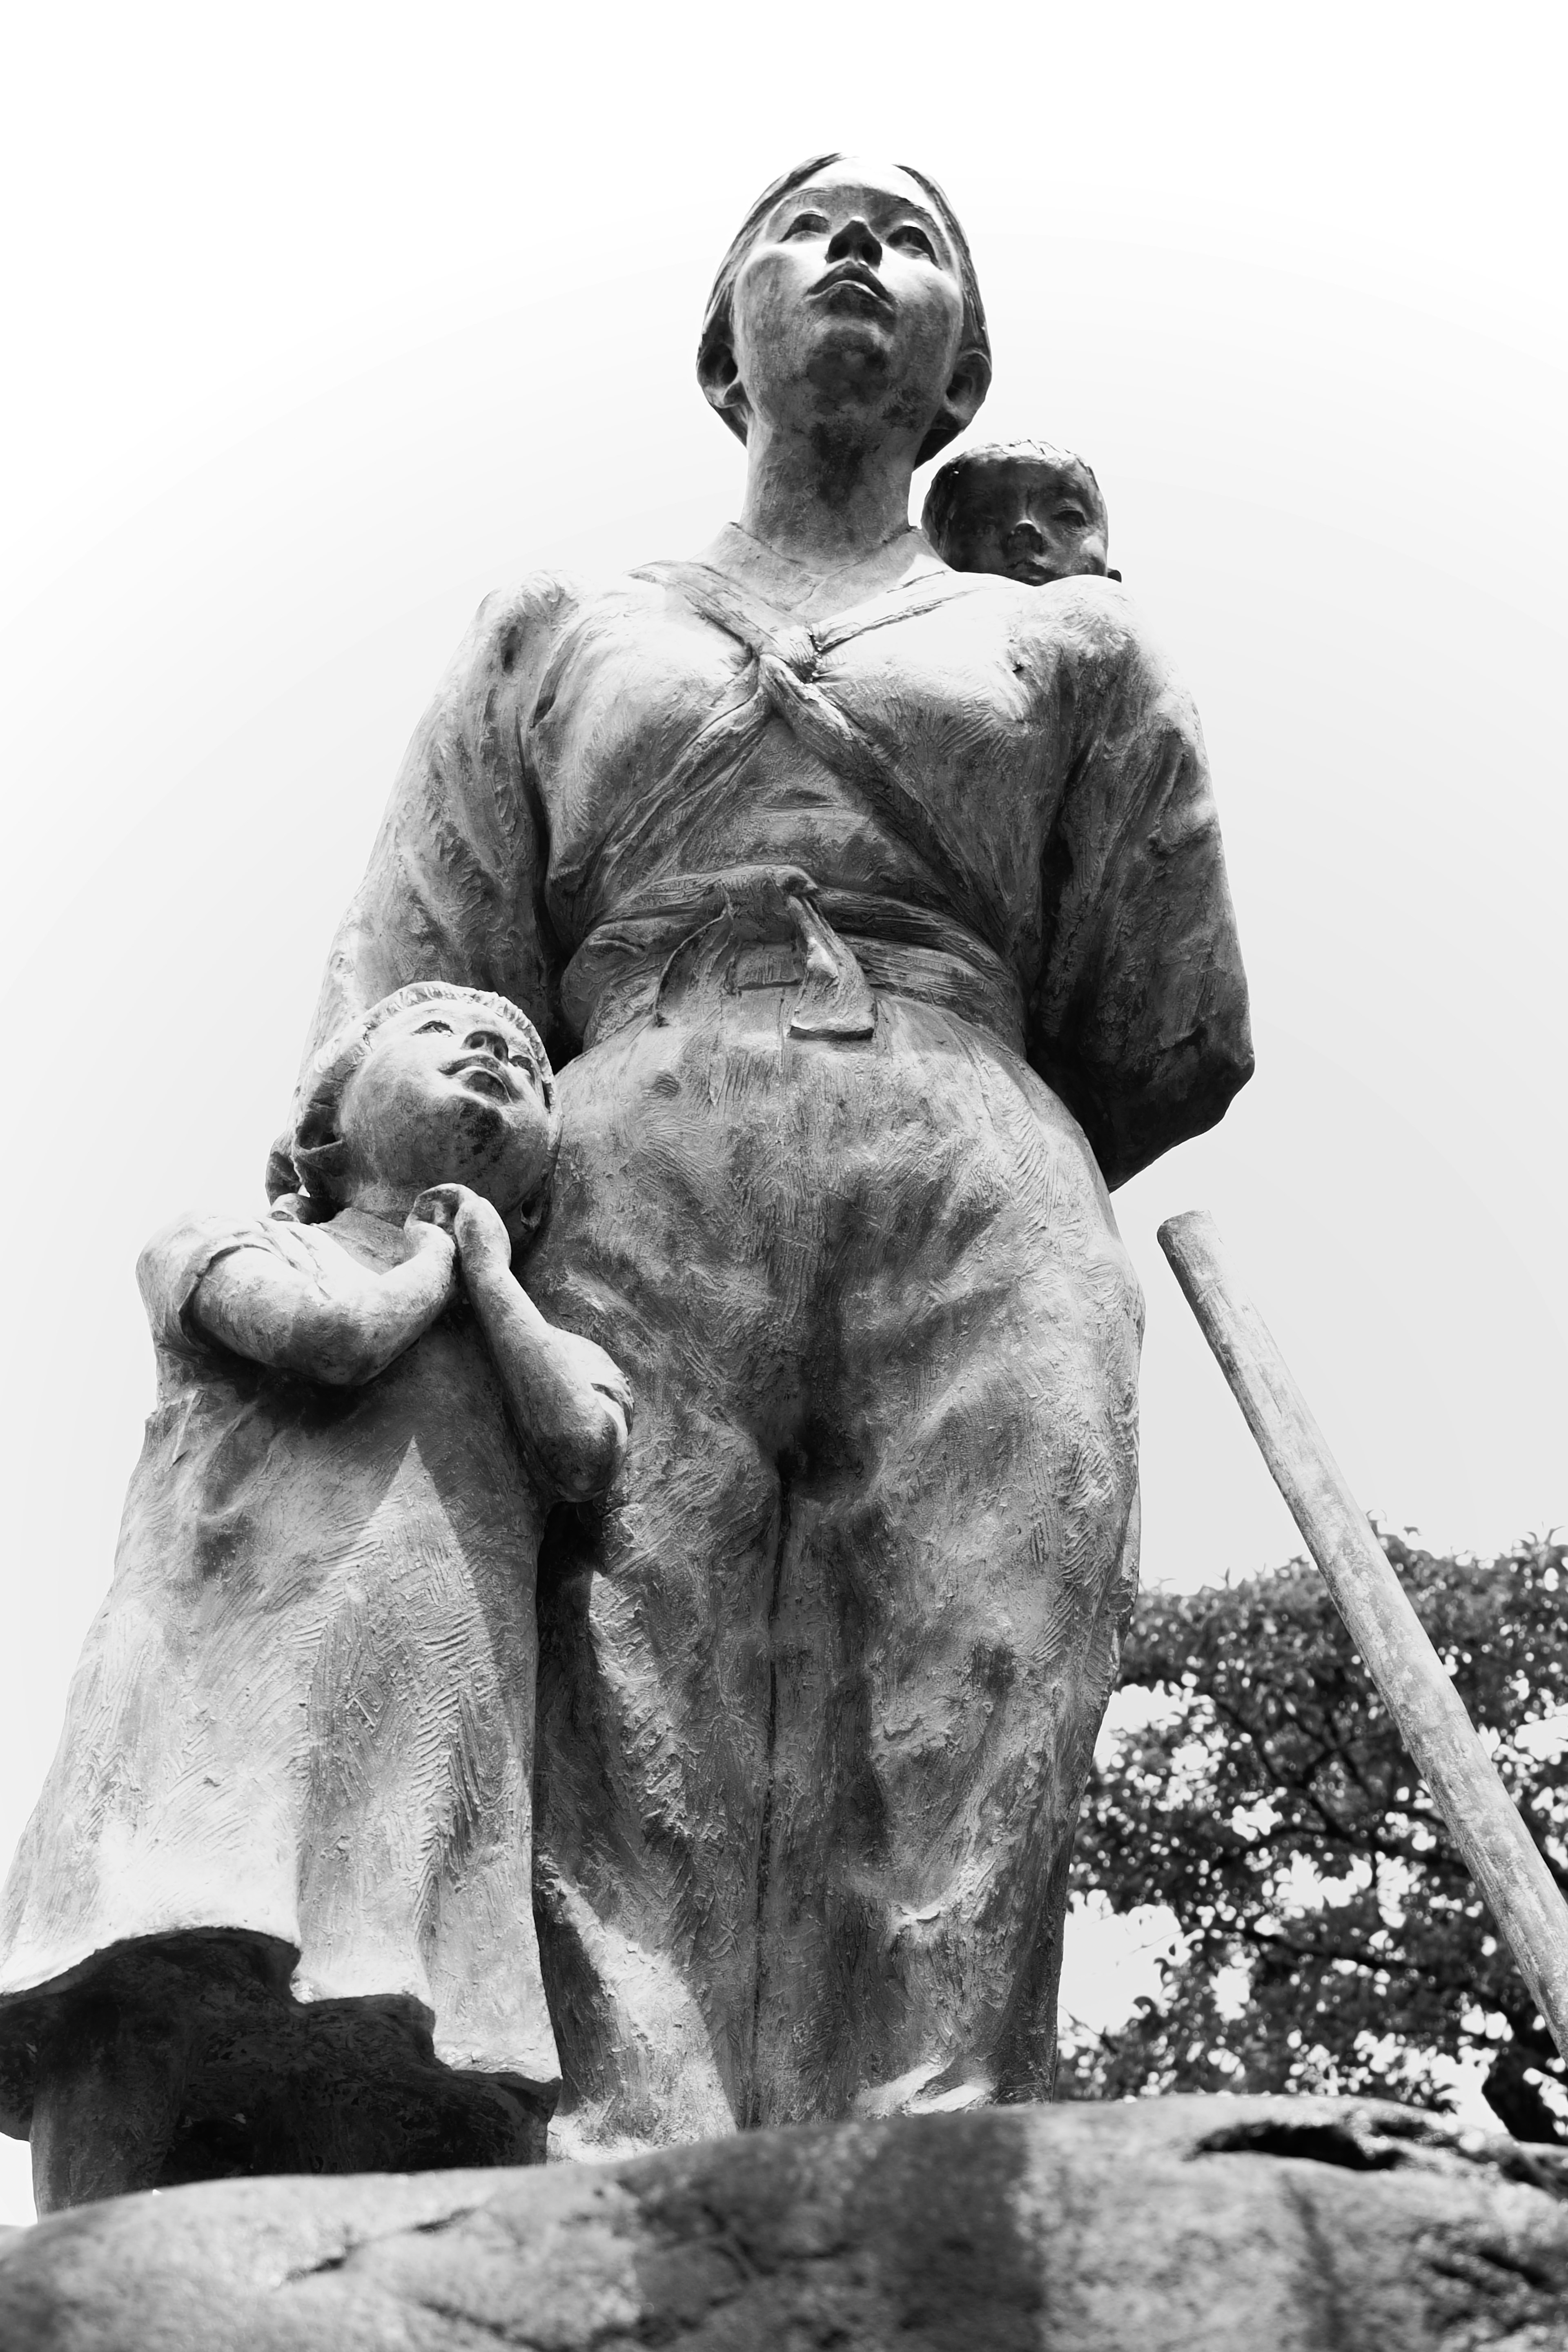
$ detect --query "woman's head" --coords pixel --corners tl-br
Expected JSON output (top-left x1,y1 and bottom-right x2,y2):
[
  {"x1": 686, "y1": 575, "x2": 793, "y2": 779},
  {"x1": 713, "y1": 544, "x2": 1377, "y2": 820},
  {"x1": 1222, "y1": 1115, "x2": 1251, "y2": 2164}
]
[
  {"x1": 697, "y1": 154, "x2": 991, "y2": 472},
  {"x1": 291, "y1": 983, "x2": 559, "y2": 1227}
]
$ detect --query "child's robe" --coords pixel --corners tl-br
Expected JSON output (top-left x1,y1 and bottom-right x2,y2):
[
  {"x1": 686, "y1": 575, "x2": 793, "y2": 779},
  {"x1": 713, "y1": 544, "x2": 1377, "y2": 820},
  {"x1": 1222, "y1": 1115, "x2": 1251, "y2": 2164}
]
[{"x1": 0, "y1": 1207, "x2": 558, "y2": 2132}]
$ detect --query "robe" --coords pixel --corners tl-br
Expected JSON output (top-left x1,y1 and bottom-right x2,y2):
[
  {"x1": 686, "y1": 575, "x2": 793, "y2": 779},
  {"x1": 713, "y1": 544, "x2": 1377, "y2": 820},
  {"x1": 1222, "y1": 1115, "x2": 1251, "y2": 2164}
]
[{"x1": 296, "y1": 541, "x2": 1252, "y2": 2146}]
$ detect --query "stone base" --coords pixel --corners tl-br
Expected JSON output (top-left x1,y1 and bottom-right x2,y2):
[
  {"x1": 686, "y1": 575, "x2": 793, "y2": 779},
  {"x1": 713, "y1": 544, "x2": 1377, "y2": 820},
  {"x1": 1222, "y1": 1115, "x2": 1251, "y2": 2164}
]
[{"x1": 4, "y1": 2093, "x2": 1568, "y2": 2348}]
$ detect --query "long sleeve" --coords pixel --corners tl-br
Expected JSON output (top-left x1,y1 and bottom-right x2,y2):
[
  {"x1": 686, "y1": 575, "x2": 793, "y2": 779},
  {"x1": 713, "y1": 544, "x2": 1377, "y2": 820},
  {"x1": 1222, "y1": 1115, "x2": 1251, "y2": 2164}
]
[
  {"x1": 1028, "y1": 586, "x2": 1254, "y2": 1189},
  {"x1": 298, "y1": 572, "x2": 578, "y2": 1080}
]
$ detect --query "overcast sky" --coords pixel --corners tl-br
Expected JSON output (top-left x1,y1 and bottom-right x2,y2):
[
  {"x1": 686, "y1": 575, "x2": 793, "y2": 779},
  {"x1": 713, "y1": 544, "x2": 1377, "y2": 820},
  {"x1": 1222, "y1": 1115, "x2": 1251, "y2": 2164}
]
[{"x1": 0, "y1": 0, "x2": 1563, "y2": 2223}]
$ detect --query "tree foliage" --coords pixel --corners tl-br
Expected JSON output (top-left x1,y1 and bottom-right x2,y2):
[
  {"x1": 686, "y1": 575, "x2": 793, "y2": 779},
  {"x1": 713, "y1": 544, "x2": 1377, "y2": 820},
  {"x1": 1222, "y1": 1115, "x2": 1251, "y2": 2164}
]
[{"x1": 1062, "y1": 1533, "x2": 1568, "y2": 2141}]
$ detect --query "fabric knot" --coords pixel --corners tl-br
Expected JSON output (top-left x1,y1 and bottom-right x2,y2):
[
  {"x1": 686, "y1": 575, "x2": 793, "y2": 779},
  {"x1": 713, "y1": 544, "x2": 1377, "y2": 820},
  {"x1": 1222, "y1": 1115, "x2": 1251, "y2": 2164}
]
[
  {"x1": 773, "y1": 626, "x2": 817, "y2": 679},
  {"x1": 757, "y1": 643, "x2": 826, "y2": 730}
]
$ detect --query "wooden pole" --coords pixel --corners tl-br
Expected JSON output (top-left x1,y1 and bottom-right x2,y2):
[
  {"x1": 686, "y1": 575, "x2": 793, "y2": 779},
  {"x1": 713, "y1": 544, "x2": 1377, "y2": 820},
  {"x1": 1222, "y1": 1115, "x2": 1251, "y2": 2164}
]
[{"x1": 1158, "y1": 1206, "x2": 1568, "y2": 2063}]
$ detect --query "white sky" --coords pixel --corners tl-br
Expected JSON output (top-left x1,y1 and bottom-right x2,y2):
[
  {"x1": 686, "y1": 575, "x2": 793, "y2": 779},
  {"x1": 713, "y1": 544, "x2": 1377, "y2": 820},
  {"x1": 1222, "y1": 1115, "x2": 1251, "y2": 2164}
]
[{"x1": 0, "y1": 0, "x2": 1564, "y2": 2223}]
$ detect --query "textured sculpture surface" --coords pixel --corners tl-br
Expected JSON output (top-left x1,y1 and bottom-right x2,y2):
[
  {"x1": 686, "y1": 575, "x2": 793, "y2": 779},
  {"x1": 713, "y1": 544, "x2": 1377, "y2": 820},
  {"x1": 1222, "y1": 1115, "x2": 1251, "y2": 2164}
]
[
  {"x1": 290, "y1": 153, "x2": 1251, "y2": 2152},
  {"x1": 0, "y1": 989, "x2": 629, "y2": 2207},
  {"x1": 0, "y1": 149, "x2": 1251, "y2": 2199},
  {"x1": 920, "y1": 437, "x2": 1120, "y2": 584}
]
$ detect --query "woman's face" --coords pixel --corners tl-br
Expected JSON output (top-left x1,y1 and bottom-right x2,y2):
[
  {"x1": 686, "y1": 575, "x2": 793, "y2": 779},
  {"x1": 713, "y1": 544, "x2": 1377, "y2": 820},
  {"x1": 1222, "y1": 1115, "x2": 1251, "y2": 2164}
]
[
  {"x1": 724, "y1": 159, "x2": 978, "y2": 455},
  {"x1": 336, "y1": 998, "x2": 554, "y2": 1213}
]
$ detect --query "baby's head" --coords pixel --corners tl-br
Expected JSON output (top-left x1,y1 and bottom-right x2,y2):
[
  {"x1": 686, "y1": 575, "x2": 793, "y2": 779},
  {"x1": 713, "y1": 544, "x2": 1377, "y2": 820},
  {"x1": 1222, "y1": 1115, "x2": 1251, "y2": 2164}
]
[
  {"x1": 922, "y1": 439, "x2": 1116, "y2": 586},
  {"x1": 290, "y1": 983, "x2": 559, "y2": 1234}
]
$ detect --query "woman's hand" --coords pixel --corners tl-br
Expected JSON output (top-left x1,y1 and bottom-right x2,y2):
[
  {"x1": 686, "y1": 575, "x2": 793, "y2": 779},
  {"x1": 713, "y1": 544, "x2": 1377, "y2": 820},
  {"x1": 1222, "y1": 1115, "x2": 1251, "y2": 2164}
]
[{"x1": 410, "y1": 1186, "x2": 513, "y2": 1283}]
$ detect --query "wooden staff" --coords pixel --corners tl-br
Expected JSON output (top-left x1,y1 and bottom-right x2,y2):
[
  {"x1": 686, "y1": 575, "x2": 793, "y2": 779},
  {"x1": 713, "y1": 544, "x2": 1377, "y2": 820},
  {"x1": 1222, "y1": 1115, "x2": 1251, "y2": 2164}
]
[{"x1": 1158, "y1": 1207, "x2": 1568, "y2": 2063}]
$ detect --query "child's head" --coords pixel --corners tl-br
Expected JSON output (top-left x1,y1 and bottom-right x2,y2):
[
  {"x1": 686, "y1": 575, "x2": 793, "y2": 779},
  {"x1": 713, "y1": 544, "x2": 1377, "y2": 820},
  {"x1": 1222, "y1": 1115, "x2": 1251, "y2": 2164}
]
[
  {"x1": 291, "y1": 984, "x2": 559, "y2": 1231},
  {"x1": 922, "y1": 439, "x2": 1115, "y2": 586}
]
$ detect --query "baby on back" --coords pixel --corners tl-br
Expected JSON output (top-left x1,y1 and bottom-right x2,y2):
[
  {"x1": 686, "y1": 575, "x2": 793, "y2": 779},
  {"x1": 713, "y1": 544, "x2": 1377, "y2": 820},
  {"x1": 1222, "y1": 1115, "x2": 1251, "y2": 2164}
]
[{"x1": 921, "y1": 437, "x2": 1121, "y2": 586}]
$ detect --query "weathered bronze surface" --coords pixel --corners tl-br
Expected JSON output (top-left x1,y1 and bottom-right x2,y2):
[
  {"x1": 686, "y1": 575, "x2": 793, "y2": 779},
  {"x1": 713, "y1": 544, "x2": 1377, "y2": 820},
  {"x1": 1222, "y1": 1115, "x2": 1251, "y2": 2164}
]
[
  {"x1": 288, "y1": 153, "x2": 1251, "y2": 2154},
  {"x1": 0, "y1": 991, "x2": 629, "y2": 2207},
  {"x1": 921, "y1": 437, "x2": 1119, "y2": 584},
  {"x1": 0, "y1": 152, "x2": 1251, "y2": 2199}
]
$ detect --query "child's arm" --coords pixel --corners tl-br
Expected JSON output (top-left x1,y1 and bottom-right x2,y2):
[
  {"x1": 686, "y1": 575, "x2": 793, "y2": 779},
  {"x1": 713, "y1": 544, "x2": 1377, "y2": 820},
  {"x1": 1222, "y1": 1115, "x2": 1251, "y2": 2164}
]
[
  {"x1": 187, "y1": 1215, "x2": 459, "y2": 1385},
  {"x1": 417, "y1": 1189, "x2": 631, "y2": 1502}
]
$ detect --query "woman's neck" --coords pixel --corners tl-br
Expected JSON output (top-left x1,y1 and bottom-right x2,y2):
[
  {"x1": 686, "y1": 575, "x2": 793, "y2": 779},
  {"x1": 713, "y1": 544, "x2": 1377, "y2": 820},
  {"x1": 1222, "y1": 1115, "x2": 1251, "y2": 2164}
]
[{"x1": 737, "y1": 417, "x2": 918, "y2": 573}]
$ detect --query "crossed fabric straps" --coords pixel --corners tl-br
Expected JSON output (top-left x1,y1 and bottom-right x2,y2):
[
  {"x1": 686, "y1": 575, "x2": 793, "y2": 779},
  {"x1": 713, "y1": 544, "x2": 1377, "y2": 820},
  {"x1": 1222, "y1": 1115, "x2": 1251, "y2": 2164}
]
[
  {"x1": 616, "y1": 561, "x2": 1010, "y2": 962},
  {"x1": 542, "y1": 558, "x2": 1013, "y2": 1045}
]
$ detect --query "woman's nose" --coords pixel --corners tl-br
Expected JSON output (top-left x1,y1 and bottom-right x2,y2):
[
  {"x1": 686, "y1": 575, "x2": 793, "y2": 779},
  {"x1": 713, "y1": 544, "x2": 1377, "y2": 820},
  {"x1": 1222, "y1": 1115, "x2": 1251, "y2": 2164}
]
[{"x1": 825, "y1": 216, "x2": 882, "y2": 268}]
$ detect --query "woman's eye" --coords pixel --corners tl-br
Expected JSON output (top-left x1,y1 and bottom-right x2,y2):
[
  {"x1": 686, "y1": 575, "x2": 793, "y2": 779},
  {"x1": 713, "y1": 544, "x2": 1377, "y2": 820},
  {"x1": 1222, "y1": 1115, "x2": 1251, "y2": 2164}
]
[
  {"x1": 889, "y1": 225, "x2": 936, "y2": 259},
  {"x1": 783, "y1": 211, "x2": 829, "y2": 240}
]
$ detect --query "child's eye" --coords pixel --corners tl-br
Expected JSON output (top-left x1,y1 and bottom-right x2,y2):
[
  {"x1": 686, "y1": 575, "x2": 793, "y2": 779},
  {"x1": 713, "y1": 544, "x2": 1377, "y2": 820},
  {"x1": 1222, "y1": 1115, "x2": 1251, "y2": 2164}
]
[
  {"x1": 416, "y1": 1019, "x2": 454, "y2": 1035},
  {"x1": 1054, "y1": 509, "x2": 1088, "y2": 530}
]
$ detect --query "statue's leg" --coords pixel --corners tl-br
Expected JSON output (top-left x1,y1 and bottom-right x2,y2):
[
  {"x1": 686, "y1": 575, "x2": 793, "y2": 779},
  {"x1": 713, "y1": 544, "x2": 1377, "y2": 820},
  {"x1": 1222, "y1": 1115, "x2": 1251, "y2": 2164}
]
[
  {"x1": 534, "y1": 1369, "x2": 799, "y2": 2144},
  {"x1": 28, "y1": 1967, "x2": 196, "y2": 2212},
  {"x1": 532, "y1": 1000, "x2": 1139, "y2": 2141},
  {"x1": 29, "y1": 1948, "x2": 549, "y2": 2203},
  {"x1": 751, "y1": 1011, "x2": 1144, "y2": 2124},
  {"x1": 530, "y1": 1009, "x2": 808, "y2": 2143}
]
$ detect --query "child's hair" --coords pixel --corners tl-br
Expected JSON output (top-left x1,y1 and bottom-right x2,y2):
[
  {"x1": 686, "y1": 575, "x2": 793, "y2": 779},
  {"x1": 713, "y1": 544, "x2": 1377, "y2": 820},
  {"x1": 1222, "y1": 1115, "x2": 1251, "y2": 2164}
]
[
  {"x1": 920, "y1": 437, "x2": 1108, "y2": 555},
  {"x1": 289, "y1": 982, "x2": 558, "y2": 1212}
]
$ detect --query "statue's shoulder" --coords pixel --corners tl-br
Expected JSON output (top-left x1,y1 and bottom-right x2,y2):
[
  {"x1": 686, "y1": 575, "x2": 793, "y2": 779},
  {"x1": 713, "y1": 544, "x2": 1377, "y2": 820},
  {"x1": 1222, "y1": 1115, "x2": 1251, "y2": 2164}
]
[
  {"x1": 135, "y1": 1207, "x2": 313, "y2": 1357},
  {"x1": 951, "y1": 571, "x2": 1176, "y2": 699},
  {"x1": 1002, "y1": 571, "x2": 1143, "y2": 653},
  {"x1": 461, "y1": 564, "x2": 666, "y2": 686},
  {"x1": 466, "y1": 566, "x2": 590, "y2": 662},
  {"x1": 424, "y1": 568, "x2": 590, "y2": 713}
]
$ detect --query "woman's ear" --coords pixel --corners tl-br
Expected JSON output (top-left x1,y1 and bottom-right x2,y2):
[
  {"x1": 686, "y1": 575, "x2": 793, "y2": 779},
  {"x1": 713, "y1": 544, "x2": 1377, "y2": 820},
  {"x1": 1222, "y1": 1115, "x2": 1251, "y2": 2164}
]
[
  {"x1": 939, "y1": 347, "x2": 992, "y2": 444},
  {"x1": 698, "y1": 336, "x2": 751, "y2": 440}
]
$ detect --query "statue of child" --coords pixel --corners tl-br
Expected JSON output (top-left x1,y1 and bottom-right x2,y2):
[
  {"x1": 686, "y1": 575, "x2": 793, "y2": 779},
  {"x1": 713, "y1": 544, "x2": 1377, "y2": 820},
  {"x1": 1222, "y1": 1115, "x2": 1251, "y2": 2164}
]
[
  {"x1": 921, "y1": 437, "x2": 1122, "y2": 585},
  {"x1": 0, "y1": 983, "x2": 631, "y2": 2211}
]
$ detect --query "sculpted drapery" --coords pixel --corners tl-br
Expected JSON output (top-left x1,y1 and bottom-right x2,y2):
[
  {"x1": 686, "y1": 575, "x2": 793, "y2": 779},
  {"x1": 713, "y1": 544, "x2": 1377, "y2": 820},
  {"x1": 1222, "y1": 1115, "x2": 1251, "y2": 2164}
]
[
  {"x1": 0, "y1": 153, "x2": 1252, "y2": 2208},
  {"x1": 297, "y1": 521, "x2": 1251, "y2": 2147},
  {"x1": 309, "y1": 551, "x2": 1246, "y2": 1191}
]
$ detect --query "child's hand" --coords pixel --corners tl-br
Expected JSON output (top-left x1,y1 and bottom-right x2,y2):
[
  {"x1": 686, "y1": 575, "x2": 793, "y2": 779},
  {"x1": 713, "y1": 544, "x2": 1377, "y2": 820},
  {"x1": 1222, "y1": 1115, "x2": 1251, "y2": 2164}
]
[
  {"x1": 410, "y1": 1185, "x2": 513, "y2": 1282},
  {"x1": 409, "y1": 1186, "x2": 461, "y2": 1236},
  {"x1": 454, "y1": 1192, "x2": 514, "y2": 1281},
  {"x1": 404, "y1": 1192, "x2": 461, "y2": 1294}
]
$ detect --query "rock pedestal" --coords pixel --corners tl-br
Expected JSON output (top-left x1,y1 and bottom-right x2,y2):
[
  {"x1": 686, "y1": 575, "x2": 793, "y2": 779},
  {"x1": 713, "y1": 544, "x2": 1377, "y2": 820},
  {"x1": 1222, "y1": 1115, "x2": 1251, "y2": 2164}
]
[{"x1": 4, "y1": 2094, "x2": 1568, "y2": 2349}]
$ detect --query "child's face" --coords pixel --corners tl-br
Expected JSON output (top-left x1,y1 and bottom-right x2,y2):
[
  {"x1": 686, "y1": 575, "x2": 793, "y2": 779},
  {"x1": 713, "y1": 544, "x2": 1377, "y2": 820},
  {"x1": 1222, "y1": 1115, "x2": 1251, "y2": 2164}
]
[
  {"x1": 337, "y1": 999, "x2": 554, "y2": 1216},
  {"x1": 942, "y1": 459, "x2": 1110, "y2": 586}
]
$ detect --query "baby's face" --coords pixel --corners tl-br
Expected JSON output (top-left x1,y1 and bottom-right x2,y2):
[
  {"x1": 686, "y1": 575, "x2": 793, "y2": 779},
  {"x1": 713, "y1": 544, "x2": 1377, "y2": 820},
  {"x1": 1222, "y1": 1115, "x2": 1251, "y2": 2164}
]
[
  {"x1": 942, "y1": 459, "x2": 1110, "y2": 586},
  {"x1": 338, "y1": 998, "x2": 554, "y2": 1214}
]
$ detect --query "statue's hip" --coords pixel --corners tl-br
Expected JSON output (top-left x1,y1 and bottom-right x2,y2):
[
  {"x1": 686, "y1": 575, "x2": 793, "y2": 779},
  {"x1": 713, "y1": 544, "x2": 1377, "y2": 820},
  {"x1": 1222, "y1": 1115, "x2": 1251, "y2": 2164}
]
[{"x1": 558, "y1": 865, "x2": 1027, "y2": 1058}]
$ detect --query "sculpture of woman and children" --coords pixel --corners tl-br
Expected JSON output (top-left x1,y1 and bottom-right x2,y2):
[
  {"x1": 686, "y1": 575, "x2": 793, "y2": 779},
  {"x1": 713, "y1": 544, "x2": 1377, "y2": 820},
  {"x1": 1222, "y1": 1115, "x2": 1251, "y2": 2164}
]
[{"x1": 0, "y1": 152, "x2": 1250, "y2": 2209}]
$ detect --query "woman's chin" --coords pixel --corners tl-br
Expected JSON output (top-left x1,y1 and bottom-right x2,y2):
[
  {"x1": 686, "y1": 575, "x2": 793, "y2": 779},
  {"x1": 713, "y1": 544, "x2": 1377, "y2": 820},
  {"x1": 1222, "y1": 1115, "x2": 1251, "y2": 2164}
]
[{"x1": 802, "y1": 312, "x2": 896, "y2": 372}]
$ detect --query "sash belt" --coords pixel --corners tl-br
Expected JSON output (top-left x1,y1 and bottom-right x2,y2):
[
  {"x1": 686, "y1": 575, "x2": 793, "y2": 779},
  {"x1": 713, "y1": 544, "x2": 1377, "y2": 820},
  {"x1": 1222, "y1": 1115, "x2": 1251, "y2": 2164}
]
[{"x1": 561, "y1": 866, "x2": 1026, "y2": 1056}]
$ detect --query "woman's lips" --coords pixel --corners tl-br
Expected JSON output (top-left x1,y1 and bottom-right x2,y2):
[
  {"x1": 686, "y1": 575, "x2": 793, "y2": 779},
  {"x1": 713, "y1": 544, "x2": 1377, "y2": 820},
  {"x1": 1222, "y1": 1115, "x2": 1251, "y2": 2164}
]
[{"x1": 808, "y1": 267, "x2": 893, "y2": 315}]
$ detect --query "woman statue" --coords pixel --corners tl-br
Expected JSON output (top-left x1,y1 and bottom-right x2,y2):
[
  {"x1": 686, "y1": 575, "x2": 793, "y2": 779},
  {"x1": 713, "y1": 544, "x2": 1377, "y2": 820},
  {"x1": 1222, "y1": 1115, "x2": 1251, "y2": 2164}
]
[{"x1": 292, "y1": 153, "x2": 1253, "y2": 2154}]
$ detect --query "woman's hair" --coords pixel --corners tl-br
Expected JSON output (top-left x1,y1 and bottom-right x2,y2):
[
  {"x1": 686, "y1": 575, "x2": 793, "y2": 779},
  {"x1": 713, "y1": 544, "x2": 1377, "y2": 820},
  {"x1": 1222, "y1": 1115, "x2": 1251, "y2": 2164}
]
[
  {"x1": 920, "y1": 439, "x2": 1107, "y2": 556},
  {"x1": 287, "y1": 981, "x2": 558, "y2": 1213},
  {"x1": 697, "y1": 153, "x2": 991, "y2": 470}
]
